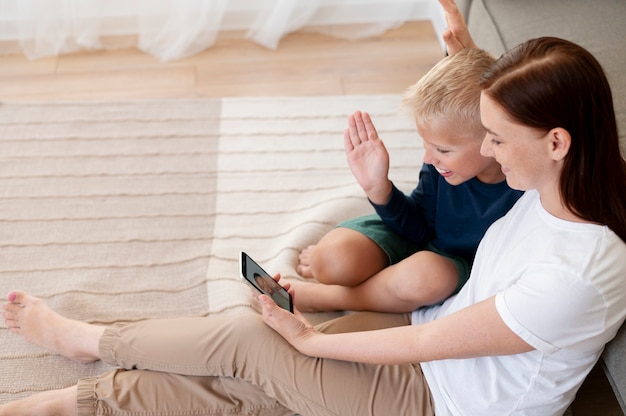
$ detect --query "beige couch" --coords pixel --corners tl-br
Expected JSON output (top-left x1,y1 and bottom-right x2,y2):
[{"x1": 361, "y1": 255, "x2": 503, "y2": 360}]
[{"x1": 454, "y1": 0, "x2": 626, "y2": 411}]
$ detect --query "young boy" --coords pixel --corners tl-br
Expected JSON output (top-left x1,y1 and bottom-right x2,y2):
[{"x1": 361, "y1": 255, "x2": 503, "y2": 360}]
[{"x1": 293, "y1": 48, "x2": 523, "y2": 312}]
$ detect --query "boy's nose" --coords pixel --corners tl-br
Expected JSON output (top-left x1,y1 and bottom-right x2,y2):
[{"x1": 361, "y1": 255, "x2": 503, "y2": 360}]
[{"x1": 423, "y1": 149, "x2": 437, "y2": 165}]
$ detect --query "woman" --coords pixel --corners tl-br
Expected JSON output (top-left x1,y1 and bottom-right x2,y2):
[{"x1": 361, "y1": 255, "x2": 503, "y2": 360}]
[{"x1": 3, "y1": 5, "x2": 626, "y2": 416}]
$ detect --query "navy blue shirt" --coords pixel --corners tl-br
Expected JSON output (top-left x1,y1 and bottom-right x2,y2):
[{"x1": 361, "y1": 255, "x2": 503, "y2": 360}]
[{"x1": 372, "y1": 163, "x2": 523, "y2": 263}]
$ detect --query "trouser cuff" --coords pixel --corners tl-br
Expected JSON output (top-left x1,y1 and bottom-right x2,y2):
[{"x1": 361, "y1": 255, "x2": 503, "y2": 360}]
[{"x1": 76, "y1": 376, "x2": 98, "y2": 416}]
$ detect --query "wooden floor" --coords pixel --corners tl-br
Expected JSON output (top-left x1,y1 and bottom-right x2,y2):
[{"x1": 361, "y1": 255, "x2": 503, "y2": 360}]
[
  {"x1": 0, "y1": 20, "x2": 622, "y2": 416},
  {"x1": 0, "y1": 21, "x2": 442, "y2": 101}
]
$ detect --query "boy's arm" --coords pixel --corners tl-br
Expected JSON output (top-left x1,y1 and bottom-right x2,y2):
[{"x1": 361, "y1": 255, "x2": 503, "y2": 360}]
[
  {"x1": 345, "y1": 111, "x2": 435, "y2": 244},
  {"x1": 371, "y1": 164, "x2": 436, "y2": 244}
]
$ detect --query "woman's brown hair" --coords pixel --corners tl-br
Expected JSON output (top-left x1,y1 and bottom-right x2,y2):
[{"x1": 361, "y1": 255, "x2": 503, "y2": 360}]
[{"x1": 479, "y1": 37, "x2": 626, "y2": 242}]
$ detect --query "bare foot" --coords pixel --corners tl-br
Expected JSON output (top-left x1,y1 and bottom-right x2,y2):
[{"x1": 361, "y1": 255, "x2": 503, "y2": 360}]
[
  {"x1": 2, "y1": 291, "x2": 104, "y2": 363},
  {"x1": 296, "y1": 245, "x2": 316, "y2": 278},
  {"x1": 0, "y1": 386, "x2": 76, "y2": 416}
]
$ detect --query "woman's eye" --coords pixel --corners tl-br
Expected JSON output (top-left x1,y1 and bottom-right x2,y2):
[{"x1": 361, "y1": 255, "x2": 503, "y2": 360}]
[
  {"x1": 490, "y1": 139, "x2": 502, "y2": 146},
  {"x1": 437, "y1": 148, "x2": 450, "y2": 154}
]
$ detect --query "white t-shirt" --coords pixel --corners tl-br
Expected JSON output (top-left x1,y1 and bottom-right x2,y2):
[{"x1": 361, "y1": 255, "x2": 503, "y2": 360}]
[{"x1": 413, "y1": 190, "x2": 626, "y2": 415}]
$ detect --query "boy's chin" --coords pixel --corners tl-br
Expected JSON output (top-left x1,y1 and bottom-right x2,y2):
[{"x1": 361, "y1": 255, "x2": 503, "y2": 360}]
[{"x1": 442, "y1": 175, "x2": 469, "y2": 186}]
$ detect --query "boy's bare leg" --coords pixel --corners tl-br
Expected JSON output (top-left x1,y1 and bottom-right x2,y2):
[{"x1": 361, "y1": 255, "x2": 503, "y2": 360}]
[
  {"x1": 292, "y1": 251, "x2": 458, "y2": 313},
  {"x1": 0, "y1": 385, "x2": 76, "y2": 416},
  {"x1": 2, "y1": 291, "x2": 104, "y2": 363},
  {"x1": 296, "y1": 228, "x2": 388, "y2": 285}
]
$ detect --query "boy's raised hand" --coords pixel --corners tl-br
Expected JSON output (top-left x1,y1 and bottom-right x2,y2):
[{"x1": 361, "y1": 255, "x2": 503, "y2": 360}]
[{"x1": 344, "y1": 111, "x2": 392, "y2": 205}]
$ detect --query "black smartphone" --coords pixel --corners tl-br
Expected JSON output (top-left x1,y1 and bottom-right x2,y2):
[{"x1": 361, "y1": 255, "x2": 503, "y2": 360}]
[{"x1": 239, "y1": 251, "x2": 293, "y2": 312}]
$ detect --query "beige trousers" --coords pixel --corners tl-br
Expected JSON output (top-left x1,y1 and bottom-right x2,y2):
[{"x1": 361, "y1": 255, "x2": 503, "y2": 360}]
[{"x1": 75, "y1": 311, "x2": 434, "y2": 416}]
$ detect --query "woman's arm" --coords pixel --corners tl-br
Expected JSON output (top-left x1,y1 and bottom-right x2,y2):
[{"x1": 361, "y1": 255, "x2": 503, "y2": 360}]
[
  {"x1": 260, "y1": 295, "x2": 533, "y2": 364},
  {"x1": 439, "y1": 0, "x2": 479, "y2": 54}
]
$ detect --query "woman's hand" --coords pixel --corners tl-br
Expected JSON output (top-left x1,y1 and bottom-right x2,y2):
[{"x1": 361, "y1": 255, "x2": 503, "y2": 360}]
[
  {"x1": 439, "y1": 0, "x2": 478, "y2": 54},
  {"x1": 260, "y1": 292, "x2": 319, "y2": 355}
]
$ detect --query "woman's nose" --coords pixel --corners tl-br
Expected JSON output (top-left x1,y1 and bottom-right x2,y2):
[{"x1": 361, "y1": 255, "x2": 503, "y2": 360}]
[{"x1": 480, "y1": 136, "x2": 492, "y2": 157}]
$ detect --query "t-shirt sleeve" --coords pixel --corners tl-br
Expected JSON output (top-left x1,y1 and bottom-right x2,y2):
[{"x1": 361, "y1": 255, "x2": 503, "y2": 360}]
[{"x1": 495, "y1": 266, "x2": 607, "y2": 354}]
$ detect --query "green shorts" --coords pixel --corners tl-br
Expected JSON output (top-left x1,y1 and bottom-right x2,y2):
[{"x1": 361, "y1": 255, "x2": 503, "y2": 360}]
[{"x1": 338, "y1": 213, "x2": 471, "y2": 295}]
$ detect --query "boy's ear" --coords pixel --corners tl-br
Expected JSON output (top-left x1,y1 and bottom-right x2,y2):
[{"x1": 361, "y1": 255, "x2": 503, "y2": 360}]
[{"x1": 548, "y1": 127, "x2": 571, "y2": 161}]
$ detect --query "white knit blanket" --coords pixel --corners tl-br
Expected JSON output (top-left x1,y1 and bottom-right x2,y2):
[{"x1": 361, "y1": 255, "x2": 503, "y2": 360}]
[{"x1": 0, "y1": 95, "x2": 422, "y2": 403}]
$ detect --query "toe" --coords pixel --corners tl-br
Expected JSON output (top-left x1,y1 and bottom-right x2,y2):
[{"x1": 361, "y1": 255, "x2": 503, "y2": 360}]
[
  {"x1": 3, "y1": 301, "x2": 20, "y2": 315},
  {"x1": 5, "y1": 317, "x2": 19, "y2": 330},
  {"x1": 7, "y1": 291, "x2": 26, "y2": 304}
]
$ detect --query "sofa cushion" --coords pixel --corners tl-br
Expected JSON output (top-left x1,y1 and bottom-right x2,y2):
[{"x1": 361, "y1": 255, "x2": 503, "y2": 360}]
[{"x1": 466, "y1": 0, "x2": 626, "y2": 154}]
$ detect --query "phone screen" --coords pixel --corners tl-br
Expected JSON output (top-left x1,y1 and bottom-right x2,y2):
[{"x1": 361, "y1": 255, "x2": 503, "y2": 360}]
[{"x1": 240, "y1": 251, "x2": 293, "y2": 312}]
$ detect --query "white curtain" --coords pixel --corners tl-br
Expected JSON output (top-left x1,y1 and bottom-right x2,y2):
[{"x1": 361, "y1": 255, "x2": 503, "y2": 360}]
[{"x1": 0, "y1": 0, "x2": 446, "y2": 62}]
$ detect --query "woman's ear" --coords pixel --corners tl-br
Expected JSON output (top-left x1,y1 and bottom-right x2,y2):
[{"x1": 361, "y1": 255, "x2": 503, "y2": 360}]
[{"x1": 548, "y1": 127, "x2": 571, "y2": 161}]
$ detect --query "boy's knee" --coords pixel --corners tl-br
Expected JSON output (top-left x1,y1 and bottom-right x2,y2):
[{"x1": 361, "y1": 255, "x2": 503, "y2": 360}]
[
  {"x1": 306, "y1": 245, "x2": 341, "y2": 284},
  {"x1": 311, "y1": 229, "x2": 388, "y2": 285}
]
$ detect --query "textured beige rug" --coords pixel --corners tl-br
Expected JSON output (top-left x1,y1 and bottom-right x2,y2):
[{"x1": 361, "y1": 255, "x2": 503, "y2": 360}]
[{"x1": 0, "y1": 95, "x2": 423, "y2": 404}]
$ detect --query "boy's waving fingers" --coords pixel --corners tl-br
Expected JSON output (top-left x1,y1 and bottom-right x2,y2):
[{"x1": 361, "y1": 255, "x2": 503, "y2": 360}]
[{"x1": 361, "y1": 112, "x2": 379, "y2": 141}]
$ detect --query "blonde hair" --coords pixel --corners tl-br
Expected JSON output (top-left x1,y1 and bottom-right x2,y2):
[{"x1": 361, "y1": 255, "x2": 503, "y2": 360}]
[{"x1": 402, "y1": 48, "x2": 496, "y2": 138}]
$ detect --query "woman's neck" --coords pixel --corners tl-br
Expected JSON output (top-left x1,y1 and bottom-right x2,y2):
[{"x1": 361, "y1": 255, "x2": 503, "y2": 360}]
[{"x1": 538, "y1": 188, "x2": 588, "y2": 223}]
